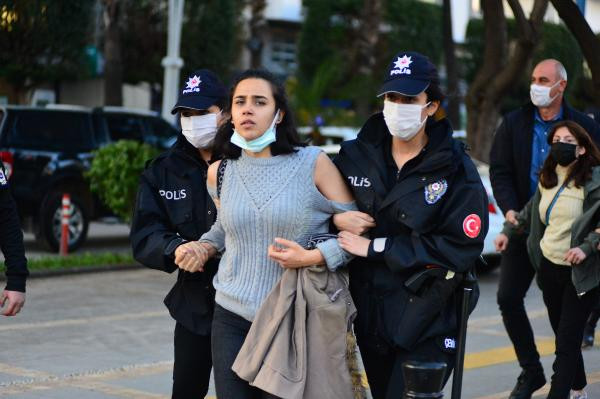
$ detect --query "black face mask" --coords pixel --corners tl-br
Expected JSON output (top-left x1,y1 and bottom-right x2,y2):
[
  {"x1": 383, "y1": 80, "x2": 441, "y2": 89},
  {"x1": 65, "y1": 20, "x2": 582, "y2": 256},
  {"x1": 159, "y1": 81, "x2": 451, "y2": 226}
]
[{"x1": 550, "y1": 142, "x2": 578, "y2": 166}]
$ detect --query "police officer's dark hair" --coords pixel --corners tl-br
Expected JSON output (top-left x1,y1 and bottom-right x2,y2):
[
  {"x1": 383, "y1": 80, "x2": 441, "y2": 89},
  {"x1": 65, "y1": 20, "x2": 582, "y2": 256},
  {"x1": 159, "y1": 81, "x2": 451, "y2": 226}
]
[
  {"x1": 424, "y1": 81, "x2": 445, "y2": 103},
  {"x1": 212, "y1": 69, "x2": 305, "y2": 159},
  {"x1": 174, "y1": 96, "x2": 226, "y2": 115},
  {"x1": 424, "y1": 80, "x2": 446, "y2": 120},
  {"x1": 213, "y1": 96, "x2": 227, "y2": 110}
]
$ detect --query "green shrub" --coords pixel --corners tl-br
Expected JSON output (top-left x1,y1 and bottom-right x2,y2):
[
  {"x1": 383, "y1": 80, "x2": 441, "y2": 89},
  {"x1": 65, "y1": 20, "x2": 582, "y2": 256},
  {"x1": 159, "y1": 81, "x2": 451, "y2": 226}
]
[
  {"x1": 26, "y1": 252, "x2": 135, "y2": 271},
  {"x1": 86, "y1": 140, "x2": 159, "y2": 223}
]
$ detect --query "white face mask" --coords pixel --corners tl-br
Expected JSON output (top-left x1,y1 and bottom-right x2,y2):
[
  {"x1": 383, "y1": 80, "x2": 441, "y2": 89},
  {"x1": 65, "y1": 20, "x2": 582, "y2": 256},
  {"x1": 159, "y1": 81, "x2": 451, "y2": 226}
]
[
  {"x1": 180, "y1": 113, "x2": 219, "y2": 148},
  {"x1": 382, "y1": 100, "x2": 430, "y2": 141},
  {"x1": 230, "y1": 110, "x2": 280, "y2": 153},
  {"x1": 530, "y1": 81, "x2": 560, "y2": 107}
]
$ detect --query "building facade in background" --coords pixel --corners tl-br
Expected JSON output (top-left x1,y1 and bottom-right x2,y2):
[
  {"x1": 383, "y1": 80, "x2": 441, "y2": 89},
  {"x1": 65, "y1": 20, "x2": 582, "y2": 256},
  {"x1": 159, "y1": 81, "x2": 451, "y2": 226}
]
[
  {"x1": 3, "y1": 0, "x2": 600, "y2": 110},
  {"x1": 242, "y1": 0, "x2": 600, "y2": 78}
]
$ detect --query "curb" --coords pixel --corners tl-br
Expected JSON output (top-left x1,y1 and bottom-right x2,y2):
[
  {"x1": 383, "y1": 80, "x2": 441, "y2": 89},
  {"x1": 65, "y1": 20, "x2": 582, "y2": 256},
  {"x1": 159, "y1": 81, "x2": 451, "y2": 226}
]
[{"x1": 0, "y1": 263, "x2": 144, "y2": 281}]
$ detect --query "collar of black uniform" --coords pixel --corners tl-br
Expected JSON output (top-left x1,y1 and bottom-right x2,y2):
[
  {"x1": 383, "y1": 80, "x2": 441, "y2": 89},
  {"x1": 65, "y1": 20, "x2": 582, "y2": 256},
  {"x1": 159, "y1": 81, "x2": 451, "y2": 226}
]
[
  {"x1": 164, "y1": 134, "x2": 209, "y2": 174},
  {"x1": 382, "y1": 130, "x2": 430, "y2": 168},
  {"x1": 357, "y1": 112, "x2": 458, "y2": 176},
  {"x1": 174, "y1": 134, "x2": 202, "y2": 157}
]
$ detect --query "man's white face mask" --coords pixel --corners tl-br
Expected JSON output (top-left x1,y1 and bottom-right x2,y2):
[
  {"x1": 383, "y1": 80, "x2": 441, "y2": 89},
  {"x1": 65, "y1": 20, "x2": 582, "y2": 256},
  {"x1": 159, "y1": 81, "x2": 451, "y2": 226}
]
[
  {"x1": 180, "y1": 112, "x2": 220, "y2": 148},
  {"x1": 530, "y1": 81, "x2": 561, "y2": 107}
]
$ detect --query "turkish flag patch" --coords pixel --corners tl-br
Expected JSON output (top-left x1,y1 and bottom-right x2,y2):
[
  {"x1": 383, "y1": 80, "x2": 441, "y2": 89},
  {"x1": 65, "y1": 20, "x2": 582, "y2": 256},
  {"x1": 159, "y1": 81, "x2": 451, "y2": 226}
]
[{"x1": 462, "y1": 214, "x2": 481, "y2": 238}]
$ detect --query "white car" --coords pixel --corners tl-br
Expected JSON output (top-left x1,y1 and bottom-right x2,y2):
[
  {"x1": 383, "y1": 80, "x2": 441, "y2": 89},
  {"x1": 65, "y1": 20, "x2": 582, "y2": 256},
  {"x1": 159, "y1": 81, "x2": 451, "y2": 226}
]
[{"x1": 472, "y1": 160, "x2": 504, "y2": 271}]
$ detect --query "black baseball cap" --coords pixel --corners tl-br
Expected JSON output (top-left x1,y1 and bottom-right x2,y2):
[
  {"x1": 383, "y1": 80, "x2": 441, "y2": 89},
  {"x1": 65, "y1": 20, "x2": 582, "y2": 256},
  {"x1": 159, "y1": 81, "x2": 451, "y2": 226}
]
[
  {"x1": 377, "y1": 51, "x2": 439, "y2": 97},
  {"x1": 171, "y1": 69, "x2": 227, "y2": 114}
]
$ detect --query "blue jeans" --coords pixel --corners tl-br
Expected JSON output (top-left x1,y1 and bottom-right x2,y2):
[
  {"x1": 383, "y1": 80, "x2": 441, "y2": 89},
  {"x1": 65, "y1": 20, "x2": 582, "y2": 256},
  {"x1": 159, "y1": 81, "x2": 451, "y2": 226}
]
[{"x1": 211, "y1": 304, "x2": 279, "y2": 399}]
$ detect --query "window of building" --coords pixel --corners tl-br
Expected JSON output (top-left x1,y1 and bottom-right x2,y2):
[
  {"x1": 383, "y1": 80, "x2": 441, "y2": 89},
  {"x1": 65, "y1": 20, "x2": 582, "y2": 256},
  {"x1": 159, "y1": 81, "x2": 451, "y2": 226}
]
[{"x1": 271, "y1": 37, "x2": 297, "y2": 73}]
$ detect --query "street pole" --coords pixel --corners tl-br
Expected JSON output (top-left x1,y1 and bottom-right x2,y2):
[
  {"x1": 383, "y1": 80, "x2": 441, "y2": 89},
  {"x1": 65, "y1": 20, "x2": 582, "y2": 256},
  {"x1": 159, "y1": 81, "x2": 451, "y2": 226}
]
[{"x1": 161, "y1": 0, "x2": 185, "y2": 124}]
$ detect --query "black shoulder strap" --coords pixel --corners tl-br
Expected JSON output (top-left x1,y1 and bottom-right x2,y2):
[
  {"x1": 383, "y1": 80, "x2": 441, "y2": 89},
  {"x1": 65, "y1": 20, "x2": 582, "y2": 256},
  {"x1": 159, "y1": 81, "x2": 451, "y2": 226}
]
[{"x1": 216, "y1": 159, "x2": 228, "y2": 199}]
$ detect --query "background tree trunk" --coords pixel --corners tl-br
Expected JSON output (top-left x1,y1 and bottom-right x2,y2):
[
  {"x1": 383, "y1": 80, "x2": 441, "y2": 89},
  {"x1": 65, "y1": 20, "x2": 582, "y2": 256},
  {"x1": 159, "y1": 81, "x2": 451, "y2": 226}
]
[
  {"x1": 550, "y1": 0, "x2": 600, "y2": 108},
  {"x1": 353, "y1": 0, "x2": 382, "y2": 119},
  {"x1": 465, "y1": 0, "x2": 548, "y2": 162},
  {"x1": 103, "y1": 0, "x2": 123, "y2": 106},
  {"x1": 442, "y1": 0, "x2": 460, "y2": 128},
  {"x1": 248, "y1": 0, "x2": 266, "y2": 69}
]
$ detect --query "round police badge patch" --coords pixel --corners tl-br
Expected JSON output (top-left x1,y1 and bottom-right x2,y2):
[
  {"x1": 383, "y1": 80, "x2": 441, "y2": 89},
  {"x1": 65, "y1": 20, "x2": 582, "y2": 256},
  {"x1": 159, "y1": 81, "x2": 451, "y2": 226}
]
[
  {"x1": 463, "y1": 214, "x2": 481, "y2": 238},
  {"x1": 424, "y1": 179, "x2": 448, "y2": 204},
  {"x1": 0, "y1": 169, "x2": 7, "y2": 187}
]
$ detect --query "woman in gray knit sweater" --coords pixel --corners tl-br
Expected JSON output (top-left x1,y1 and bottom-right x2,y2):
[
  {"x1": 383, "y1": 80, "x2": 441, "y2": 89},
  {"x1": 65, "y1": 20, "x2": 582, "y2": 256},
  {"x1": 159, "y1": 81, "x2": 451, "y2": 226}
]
[{"x1": 175, "y1": 69, "x2": 360, "y2": 398}]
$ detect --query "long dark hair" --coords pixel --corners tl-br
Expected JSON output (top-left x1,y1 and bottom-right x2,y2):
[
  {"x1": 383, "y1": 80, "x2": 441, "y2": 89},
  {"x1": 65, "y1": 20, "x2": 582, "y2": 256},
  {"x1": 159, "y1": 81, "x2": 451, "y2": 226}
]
[
  {"x1": 539, "y1": 120, "x2": 600, "y2": 189},
  {"x1": 425, "y1": 82, "x2": 445, "y2": 103},
  {"x1": 211, "y1": 69, "x2": 305, "y2": 159}
]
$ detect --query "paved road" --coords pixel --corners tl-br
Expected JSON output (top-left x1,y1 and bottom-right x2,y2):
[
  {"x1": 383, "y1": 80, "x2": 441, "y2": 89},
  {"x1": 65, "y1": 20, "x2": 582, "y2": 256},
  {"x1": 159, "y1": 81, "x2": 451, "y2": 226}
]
[
  {"x1": 1, "y1": 267, "x2": 600, "y2": 397},
  {"x1": 455, "y1": 271, "x2": 600, "y2": 398}
]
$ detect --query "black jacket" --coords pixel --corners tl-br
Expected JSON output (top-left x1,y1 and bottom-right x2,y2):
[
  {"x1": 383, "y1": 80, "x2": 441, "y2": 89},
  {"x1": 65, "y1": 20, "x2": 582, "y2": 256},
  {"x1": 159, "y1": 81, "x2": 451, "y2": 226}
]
[
  {"x1": 490, "y1": 101, "x2": 600, "y2": 214},
  {"x1": 0, "y1": 163, "x2": 28, "y2": 292},
  {"x1": 334, "y1": 113, "x2": 488, "y2": 351},
  {"x1": 130, "y1": 135, "x2": 218, "y2": 335}
]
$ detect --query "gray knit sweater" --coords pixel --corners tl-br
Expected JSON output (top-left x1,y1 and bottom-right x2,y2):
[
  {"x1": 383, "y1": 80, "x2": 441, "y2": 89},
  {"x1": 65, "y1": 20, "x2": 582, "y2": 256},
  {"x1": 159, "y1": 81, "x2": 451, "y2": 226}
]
[{"x1": 200, "y1": 146, "x2": 356, "y2": 321}]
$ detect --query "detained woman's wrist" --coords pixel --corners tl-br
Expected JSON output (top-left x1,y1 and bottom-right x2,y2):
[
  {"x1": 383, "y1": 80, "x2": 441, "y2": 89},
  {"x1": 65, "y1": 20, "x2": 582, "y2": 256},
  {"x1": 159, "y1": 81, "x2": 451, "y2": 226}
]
[
  {"x1": 198, "y1": 241, "x2": 217, "y2": 257},
  {"x1": 304, "y1": 249, "x2": 325, "y2": 267},
  {"x1": 197, "y1": 238, "x2": 222, "y2": 253}
]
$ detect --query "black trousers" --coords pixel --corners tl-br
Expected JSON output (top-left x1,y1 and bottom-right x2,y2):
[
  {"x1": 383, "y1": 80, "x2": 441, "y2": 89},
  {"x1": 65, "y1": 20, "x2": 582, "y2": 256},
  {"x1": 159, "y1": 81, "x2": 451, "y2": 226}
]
[
  {"x1": 537, "y1": 257, "x2": 599, "y2": 399},
  {"x1": 497, "y1": 236, "x2": 543, "y2": 372},
  {"x1": 211, "y1": 304, "x2": 279, "y2": 399},
  {"x1": 172, "y1": 322, "x2": 212, "y2": 399},
  {"x1": 357, "y1": 335, "x2": 455, "y2": 399}
]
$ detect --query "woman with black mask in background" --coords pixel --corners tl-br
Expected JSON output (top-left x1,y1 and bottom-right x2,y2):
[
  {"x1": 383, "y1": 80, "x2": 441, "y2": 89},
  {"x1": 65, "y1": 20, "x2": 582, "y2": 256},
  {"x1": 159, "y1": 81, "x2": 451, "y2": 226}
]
[{"x1": 496, "y1": 120, "x2": 600, "y2": 399}]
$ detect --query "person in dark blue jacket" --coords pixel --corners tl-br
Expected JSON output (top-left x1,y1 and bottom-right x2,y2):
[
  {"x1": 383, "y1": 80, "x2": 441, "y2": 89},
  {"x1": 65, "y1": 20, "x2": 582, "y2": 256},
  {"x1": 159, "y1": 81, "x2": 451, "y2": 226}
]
[
  {"x1": 489, "y1": 59, "x2": 600, "y2": 399},
  {"x1": 334, "y1": 51, "x2": 488, "y2": 399},
  {"x1": 130, "y1": 69, "x2": 226, "y2": 399},
  {"x1": 0, "y1": 162, "x2": 28, "y2": 317}
]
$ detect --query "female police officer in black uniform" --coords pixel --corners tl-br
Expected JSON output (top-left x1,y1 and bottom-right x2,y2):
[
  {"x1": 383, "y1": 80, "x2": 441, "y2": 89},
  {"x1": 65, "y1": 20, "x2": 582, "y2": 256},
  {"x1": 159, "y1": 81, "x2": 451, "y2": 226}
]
[
  {"x1": 130, "y1": 69, "x2": 226, "y2": 398},
  {"x1": 334, "y1": 51, "x2": 488, "y2": 398}
]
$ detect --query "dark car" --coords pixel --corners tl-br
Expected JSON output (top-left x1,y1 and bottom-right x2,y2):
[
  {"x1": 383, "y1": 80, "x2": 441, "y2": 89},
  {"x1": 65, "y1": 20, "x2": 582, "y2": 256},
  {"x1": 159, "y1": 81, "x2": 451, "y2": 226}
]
[{"x1": 0, "y1": 105, "x2": 178, "y2": 252}]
